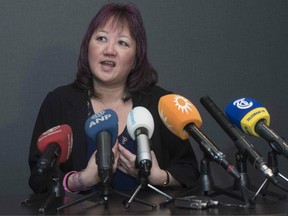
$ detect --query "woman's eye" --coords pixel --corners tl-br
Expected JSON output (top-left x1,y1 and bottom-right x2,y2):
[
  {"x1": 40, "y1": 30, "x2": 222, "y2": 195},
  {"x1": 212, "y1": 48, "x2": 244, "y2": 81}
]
[
  {"x1": 119, "y1": 40, "x2": 128, "y2": 46},
  {"x1": 97, "y1": 36, "x2": 107, "y2": 42}
]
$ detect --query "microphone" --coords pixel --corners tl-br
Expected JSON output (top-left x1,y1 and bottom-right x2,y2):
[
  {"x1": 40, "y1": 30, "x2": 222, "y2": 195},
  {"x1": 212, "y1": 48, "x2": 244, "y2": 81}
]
[
  {"x1": 85, "y1": 109, "x2": 118, "y2": 185},
  {"x1": 127, "y1": 106, "x2": 154, "y2": 177},
  {"x1": 37, "y1": 124, "x2": 73, "y2": 175},
  {"x1": 225, "y1": 98, "x2": 288, "y2": 159},
  {"x1": 158, "y1": 94, "x2": 240, "y2": 180},
  {"x1": 200, "y1": 96, "x2": 277, "y2": 184}
]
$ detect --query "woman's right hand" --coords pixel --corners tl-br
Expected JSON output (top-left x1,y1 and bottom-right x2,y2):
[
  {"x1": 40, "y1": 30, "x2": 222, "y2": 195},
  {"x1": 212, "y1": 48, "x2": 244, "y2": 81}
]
[
  {"x1": 112, "y1": 142, "x2": 120, "y2": 173},
  {"x1": 81, "y1": 142, "x2": 120, "y2": 188}
]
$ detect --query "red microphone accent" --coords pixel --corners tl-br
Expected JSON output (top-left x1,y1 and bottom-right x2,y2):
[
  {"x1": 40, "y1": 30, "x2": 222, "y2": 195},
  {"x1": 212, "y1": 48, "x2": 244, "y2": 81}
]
[{"x1": 37, "y1": 124, "x2": 73, "y2": 163}]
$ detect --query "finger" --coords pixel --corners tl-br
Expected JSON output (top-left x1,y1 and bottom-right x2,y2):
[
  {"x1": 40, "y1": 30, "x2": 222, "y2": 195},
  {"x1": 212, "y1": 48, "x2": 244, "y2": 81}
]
[
  {"x1": 119, "y1": 153, "x2": 126, "y2": 165},
  {"x1": 118, "y1": 165, "x2": 127, "y2": 174},
  {"x1": 118, "y1": 144, "x2": 133, "y2": 157},
  {"x1": 118, "y1": 160, "x2": 128, "y2": 172},
  {"x1": 150, "y1": 150, "x2": 157, "y2": 163},
  {"x1": 113, "y1": 146, "x2": 119, "y2": 160},
  {"x1": 112, "y1": 142, "x2": 119, "y2": 154}
]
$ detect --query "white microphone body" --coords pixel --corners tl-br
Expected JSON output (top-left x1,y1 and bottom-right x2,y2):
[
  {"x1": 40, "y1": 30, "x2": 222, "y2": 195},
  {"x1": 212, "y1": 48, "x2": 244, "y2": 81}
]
[{"x1": 127, "y1": 106, "x2": 154, "y2": 176}]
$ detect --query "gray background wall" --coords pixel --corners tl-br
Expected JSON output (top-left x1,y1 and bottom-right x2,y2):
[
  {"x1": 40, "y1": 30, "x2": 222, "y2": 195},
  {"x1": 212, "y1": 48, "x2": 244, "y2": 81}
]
[{"x1": 0, "y1": 0, "x2": 287, "y2": 195}]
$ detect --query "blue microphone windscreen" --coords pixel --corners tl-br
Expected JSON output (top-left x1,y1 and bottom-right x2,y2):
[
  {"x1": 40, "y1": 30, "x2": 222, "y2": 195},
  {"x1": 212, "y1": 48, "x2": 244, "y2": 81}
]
[
  {"x1": 225, "y1": 98, "x2": 263, "y2": 130},
  {"x1": 85, "y1": 109, "x2": 119, "y2": 145}
]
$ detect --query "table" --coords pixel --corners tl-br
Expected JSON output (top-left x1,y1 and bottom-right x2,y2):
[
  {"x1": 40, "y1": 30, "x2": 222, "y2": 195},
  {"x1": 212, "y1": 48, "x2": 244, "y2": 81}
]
[{"x1": 1, "y1": 187, "x2": 287, "y2": 215}]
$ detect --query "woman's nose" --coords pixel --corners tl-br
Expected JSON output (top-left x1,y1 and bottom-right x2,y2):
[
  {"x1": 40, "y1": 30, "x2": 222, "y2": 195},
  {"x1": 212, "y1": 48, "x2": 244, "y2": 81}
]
[{"x1": 104, "y1": 42, "x2": 117, "y2": 56}]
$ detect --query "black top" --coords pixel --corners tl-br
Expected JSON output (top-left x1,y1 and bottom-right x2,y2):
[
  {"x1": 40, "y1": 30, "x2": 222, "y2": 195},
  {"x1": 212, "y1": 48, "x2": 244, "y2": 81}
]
[{"x1": 28, "y1": 83, "x2": 200, "y2": 193}]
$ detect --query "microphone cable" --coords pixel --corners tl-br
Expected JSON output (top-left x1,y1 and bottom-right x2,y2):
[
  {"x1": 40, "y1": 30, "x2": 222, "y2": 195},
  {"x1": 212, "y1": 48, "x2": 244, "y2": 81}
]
[
  {"x1": 174, "y1": 195, "x2": 255, "y2": 209},
  {"x1": 271, "y1": 181, "x2": 288, "y2": 193}
]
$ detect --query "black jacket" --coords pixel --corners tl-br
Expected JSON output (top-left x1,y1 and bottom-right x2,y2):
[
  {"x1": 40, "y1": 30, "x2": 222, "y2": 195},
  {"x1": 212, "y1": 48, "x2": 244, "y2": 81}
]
[{"x1": 28, "y1": 83, "x2": 200, "y2": 193}]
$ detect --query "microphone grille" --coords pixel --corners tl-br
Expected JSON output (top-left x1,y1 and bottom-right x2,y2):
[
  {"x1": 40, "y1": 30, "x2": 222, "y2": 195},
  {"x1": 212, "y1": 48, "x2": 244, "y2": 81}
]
[{"x1": 127, "y1": 106, "x2": 154, "y2": 140}]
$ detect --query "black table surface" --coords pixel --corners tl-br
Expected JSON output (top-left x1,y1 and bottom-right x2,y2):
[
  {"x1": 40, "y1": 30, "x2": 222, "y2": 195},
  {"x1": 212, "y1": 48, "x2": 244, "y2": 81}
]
[{"x1": 1, "y1": 187, "x2": 287, "y2": 215}]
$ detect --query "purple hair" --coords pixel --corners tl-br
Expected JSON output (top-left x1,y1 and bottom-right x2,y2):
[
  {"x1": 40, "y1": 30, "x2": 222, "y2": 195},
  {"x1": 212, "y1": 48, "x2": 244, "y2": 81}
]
[{"x1": 74, "y1": 2, "x2": 158, "y2": 98}]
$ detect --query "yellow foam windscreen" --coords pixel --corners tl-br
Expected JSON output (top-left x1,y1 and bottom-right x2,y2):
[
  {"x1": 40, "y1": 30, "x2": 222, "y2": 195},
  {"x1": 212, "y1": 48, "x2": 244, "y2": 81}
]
[{"x1": 240, "y1": 107, "x2": 270, "y2": 136}]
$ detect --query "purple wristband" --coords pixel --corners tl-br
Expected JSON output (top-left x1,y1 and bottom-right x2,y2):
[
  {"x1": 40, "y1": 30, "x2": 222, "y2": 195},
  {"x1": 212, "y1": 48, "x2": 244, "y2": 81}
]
[{"x1": 63, "y1": 171, "x2": 79, "y2": 193}]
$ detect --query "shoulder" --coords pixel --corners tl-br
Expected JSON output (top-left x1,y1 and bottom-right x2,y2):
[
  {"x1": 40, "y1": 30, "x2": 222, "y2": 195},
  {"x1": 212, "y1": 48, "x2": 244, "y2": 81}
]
[
  {"x1": 150, "y1": 85, "x2": 172, "y2": 96},
  {"x1": 141, "y1": 85, "x2": 172, "y2": 98},
  {"x1": 132, "y1": 85, "x2": 173, "y2": 107},
  {"x1": 143, "y1": 85, "x2": 173, "y2": 103},
  {"x1": 49, "y1": 83, "x2": 84, "y2": 95},
  {"x1": 45, "y1": 83, "x2": 87, "y2": 102}
]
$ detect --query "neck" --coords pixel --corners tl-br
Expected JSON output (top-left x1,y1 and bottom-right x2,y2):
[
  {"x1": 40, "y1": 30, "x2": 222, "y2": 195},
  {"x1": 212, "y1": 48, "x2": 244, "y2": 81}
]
[
  {"x1": 90, "y1": 85, "x2": 128, "y2": 110},
  {"x1": 92, "y1": 84, "x2": 126, "y2": 101}
]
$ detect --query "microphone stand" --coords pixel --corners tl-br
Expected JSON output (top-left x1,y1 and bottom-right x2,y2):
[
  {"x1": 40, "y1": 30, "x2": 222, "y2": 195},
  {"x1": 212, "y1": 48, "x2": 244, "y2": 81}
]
[
  {"x1": 57, "y1": 168, "x2": 156, "y2": 211},
  {"x1": 21, "y1": 164, "x2": 65, "y2": 213},
  {"x1": 160, "y1": 154, "x2": 251, "y2": 208},
  {"x1": 251, "y1": 149, "x2": 287, "y2": 201},
  {"x1": 123, "y1": 163, "x2": 173, "y2": 208},
  {"x1": 160, "y1": 154, "x2": 252, "y2": 208},
  {"x1": 199, "y1": 156, "x2": 251, "y2": 205},
  {"x1": 233, "y1": 152, "x2": 260, "y2": 193}
]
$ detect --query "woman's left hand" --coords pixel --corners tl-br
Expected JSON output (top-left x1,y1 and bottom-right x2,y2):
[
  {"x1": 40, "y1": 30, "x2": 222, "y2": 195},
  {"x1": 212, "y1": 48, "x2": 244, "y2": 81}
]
[
  {"x1": 117, "y1": 144, "x2": 138, "y2": 177},
  {"x1": 117, "y1": 145, "x2": 168, "y2": 186},
  {"x1": 147, "y1": 151, "x2": 168, "y2": 186}
]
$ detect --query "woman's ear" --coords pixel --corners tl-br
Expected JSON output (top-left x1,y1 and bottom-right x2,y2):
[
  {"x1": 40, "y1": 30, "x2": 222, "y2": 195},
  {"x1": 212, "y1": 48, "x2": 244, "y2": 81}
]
[{"x1": 131, "y1": 57, "x2": 136, "y2": 70}]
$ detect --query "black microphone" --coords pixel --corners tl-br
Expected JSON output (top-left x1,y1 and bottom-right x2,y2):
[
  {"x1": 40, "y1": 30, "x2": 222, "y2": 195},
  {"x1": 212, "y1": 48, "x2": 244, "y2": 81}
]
[
  {"x1": 158, "y1": 94, "x2": 241, "y2": 180},
  {"x1": 255, "y1": 122, "x2": 288, "y2": 158},
  {"x1": 225, "y1": 97, "x2": 288, "y2": 159},
  {"x1": 85, "y1": 109, "x2": 118, "y2": 185},
  {"x1": 37, "y1": 143, "x2": 61, "y2": 175},
  {"x1": 200, "y1": 95, "x2": 278, "y2": 185}
]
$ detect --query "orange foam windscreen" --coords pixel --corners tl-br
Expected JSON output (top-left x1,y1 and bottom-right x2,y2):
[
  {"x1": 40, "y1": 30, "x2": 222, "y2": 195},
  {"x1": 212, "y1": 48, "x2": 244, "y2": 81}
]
[{"x1": 158, "y1": 94, "x2": 202, "y2": 140}]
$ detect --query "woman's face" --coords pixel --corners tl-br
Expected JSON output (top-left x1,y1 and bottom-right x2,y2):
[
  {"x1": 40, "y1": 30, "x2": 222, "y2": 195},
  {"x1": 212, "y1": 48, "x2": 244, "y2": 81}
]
[{"x1": 88, "y1": 18, "x2": 136, "y2": 87}]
